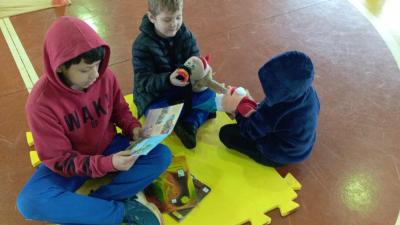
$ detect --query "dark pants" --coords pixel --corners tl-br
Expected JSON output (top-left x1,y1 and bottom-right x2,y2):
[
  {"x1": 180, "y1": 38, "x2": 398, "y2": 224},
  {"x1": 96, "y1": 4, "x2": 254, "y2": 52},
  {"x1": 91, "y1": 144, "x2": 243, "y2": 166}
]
[
  {"x1": 219, "y1": 124, "x2": 283, "y2": 167},
  {"x1": 146, "y1": 89, "x2": 215, "y2": 128}
]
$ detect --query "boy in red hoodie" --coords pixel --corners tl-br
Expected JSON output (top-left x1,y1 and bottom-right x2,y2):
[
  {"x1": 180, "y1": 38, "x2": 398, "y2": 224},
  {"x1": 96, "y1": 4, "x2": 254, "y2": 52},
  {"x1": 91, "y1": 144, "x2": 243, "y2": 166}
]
[{"x1": 16, "y1": 17, "x2": 170, "y2": 225}]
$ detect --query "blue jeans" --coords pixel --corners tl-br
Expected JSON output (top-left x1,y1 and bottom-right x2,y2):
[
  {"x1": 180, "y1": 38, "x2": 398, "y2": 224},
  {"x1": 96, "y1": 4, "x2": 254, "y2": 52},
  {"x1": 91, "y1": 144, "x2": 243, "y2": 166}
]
[
  {"x1": 146, "y1": 89, "x2": 216, "y2": 128},
  {"x1": 16, "y1": 135, "x2": 172, "y2": 225}
]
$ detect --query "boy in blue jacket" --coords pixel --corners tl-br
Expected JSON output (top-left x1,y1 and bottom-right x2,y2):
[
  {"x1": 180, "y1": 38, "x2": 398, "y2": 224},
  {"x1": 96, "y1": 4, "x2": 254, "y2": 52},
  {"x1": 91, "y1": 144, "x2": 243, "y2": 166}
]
[
  {"x1": 132, "y1": 0, "x2": 215, "y2": 149},
  {"x1": 219, "y1": 51, "x2": 320, "y2": 166}
]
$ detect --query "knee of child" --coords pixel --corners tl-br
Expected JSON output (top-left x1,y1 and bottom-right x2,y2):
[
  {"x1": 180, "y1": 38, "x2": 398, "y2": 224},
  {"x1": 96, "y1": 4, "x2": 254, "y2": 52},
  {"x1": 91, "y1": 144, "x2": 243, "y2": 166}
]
[
  {"x1": 201, "y1": 88, "x2": 216, "y2": 98},
  {"x1": 17, "y1": 188, "x2": 62, "y2": 221},
  {"x1": 16, "y1": 190, "x2": 38, "y2": 220},
  {"x1": 143, "y1": 145, "x2": 172, "y2": 171},
  {"x1": 218, "y1": 125, "x2": 230, "y2": 145},
  {"x1": 155, "y1": 144, "x2": 172, "y2": 170}
]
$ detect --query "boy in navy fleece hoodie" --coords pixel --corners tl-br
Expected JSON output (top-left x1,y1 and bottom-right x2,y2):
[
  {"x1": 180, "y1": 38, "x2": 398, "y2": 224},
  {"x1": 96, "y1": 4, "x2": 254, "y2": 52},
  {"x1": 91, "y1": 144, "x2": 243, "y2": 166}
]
[
  {"x1": 16, "y1": 17, "x2": 169, "y2": 225},
  {"x1": 219, "y1": 51, "x2": 320, "y2": 167}
]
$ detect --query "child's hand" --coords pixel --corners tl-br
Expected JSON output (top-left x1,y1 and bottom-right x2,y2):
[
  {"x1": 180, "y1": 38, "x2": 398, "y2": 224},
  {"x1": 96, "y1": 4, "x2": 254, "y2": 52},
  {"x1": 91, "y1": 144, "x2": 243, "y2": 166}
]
[
  {"x1": 132, "y1": 127, "x2": 149, "y2": 141},
  {"x1": 112, "y1": 150, "x2": 138, "y2": 171},
  {"x1": 221, "y1": 87, "x2": 246, "y2": 114},
  {"x1": 244, "y1": 88, "x2": 255, "y2": 101},
  {"x1": 170, "y1": 69, "x2": 189, "y2": 87}
]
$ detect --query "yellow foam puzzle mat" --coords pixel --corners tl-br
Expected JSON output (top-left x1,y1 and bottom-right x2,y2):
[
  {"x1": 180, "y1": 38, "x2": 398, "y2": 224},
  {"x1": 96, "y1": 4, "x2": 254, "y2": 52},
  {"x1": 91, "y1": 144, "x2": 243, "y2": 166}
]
[
  {"x1": 124, "y1": 94, "x2": 302, "y2": 225},
  {"x1": 26, "y1": 131, "x2": 34, "y2": 147},
  {"x1": 28, "y1": 94, "x2": 302, "y2": 225},
  {"x1": 29, "y1": 150, "x2": 41, "y2": 168},
  {"x1": 0, "y1": 0, "x2": 70, "y2": 18}
]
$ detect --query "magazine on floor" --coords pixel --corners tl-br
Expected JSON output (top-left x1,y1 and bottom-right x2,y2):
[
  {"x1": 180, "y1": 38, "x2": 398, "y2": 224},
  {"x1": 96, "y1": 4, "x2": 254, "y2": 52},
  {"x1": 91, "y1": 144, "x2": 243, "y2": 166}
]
[{"x1": 144, "y1": 156, "x2": 212, "y2": 222}]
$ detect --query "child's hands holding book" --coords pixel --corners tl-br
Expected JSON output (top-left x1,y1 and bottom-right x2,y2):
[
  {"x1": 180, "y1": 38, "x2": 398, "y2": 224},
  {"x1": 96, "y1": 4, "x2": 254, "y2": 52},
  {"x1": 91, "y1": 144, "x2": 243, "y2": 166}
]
[
  {"x1": 112, "y1": 150, "x2": 138, "y2": 171},
  {"x1": 132, "y1": 127, "x2": 149, "y2": 141}
]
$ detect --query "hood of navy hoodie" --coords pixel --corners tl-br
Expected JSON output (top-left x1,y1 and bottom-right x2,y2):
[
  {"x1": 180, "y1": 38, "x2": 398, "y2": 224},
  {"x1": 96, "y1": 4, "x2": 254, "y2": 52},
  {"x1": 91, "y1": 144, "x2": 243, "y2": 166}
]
[{"x1": 258, "y1": 51, "x2": 314, "y2": 107}]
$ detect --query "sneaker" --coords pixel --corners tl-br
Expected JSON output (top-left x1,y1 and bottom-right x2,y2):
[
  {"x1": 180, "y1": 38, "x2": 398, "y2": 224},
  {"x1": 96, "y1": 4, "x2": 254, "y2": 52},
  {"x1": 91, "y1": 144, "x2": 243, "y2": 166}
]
[
  {"x1": 174, "y1": 122, "x2": 197, "y2": 149},
  {"x1": 123, "y1": 192, "x2": 163, "y2": 225}
]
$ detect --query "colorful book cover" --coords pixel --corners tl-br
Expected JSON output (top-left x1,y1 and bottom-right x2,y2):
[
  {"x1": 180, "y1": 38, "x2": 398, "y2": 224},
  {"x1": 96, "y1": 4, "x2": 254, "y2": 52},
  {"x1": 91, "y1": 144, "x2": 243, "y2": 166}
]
[
  {"x1": 168, "y1": 176, "x2": 211, "y2": 222},
  {"x1": 144, "y1": 156, "x2": 211, "y2": 221}
]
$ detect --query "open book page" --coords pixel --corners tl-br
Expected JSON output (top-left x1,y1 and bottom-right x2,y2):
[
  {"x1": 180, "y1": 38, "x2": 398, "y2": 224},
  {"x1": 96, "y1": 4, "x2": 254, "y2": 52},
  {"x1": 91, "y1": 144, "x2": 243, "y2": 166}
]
[
  {"x1": 143, "y1": 103, "x2": 183, "y2": 136},
  {"x1": 128, "y1": 103, "x2": 183, "y2": 156}
]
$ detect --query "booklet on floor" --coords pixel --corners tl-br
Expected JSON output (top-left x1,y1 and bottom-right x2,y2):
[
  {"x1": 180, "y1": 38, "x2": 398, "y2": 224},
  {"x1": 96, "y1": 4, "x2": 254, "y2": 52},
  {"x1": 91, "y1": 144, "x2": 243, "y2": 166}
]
[{"x1": 144, "y1": 156, "x2": 212, "y2": 222}]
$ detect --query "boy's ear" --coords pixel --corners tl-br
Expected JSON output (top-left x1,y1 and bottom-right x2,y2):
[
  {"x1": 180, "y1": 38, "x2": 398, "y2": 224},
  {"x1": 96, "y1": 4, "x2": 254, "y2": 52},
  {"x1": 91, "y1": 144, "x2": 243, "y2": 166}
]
[{"x1": 147, "y1": 11, "x2": 156, "y2": 23}]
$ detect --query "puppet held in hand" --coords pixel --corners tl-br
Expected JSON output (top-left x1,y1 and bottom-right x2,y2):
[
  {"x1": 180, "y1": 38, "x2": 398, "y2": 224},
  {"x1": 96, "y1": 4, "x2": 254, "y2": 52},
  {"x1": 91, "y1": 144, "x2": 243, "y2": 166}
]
[
  {"x1": 176, "y1": 55, "x2": 256, "y2": 117},
  {"x1": 177, "y1": 56, "x2": 227, "y2": 93}
]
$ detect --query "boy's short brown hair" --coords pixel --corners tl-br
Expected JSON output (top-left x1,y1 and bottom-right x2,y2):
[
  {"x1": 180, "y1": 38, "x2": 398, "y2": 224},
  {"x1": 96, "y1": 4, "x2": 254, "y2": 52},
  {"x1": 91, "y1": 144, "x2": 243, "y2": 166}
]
[{"x1": 148, "y1": 0, "x2": 183, "y2": 16}]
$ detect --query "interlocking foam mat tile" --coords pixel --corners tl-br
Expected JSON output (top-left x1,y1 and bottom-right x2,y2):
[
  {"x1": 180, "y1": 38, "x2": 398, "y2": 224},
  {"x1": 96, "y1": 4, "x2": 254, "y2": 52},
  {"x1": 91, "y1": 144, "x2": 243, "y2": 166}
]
[
  {"x1": 30, "y1": 94, "x2": 301, "y2": 225},
  {"x1": 124, "y1": 94, "x2": 301, "y2": 225}
]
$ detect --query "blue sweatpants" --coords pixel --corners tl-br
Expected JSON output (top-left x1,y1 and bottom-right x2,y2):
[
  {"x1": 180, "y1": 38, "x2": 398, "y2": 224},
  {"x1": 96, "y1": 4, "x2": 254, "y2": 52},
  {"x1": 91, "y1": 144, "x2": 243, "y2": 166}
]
[
  {"x1": 146, "y1": 89, "x2": 216, "y2": 128},
  {"x1": 16, "y1": 135, "x2": 172, "y2": 225}
]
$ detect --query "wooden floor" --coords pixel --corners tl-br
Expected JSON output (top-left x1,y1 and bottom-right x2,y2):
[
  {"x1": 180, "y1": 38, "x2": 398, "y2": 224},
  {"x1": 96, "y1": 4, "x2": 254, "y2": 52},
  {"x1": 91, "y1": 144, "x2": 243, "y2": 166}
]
[{"x1": 1, "y1": 0, "x2": 399, "y2": 224}]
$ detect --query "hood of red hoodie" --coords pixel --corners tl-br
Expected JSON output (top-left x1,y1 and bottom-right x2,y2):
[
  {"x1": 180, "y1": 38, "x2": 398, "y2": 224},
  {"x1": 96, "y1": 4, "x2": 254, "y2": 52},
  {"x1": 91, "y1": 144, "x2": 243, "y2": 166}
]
[{"x1": 43, "y1": 16, "x2": 110, "y2": 93}]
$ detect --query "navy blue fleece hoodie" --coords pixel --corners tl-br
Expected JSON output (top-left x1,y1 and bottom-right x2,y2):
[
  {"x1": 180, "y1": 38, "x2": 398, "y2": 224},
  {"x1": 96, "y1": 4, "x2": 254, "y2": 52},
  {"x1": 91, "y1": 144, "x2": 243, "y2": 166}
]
[{"x1": 236, "y1": 51, "x2": 320, "y2": 165}]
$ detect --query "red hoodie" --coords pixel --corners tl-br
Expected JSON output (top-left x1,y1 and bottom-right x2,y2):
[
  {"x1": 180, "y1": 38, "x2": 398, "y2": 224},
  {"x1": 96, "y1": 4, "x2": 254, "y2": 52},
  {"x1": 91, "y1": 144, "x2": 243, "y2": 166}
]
[{"x1": 26, "y1": 16, "x2": 141, "y2": 178}]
